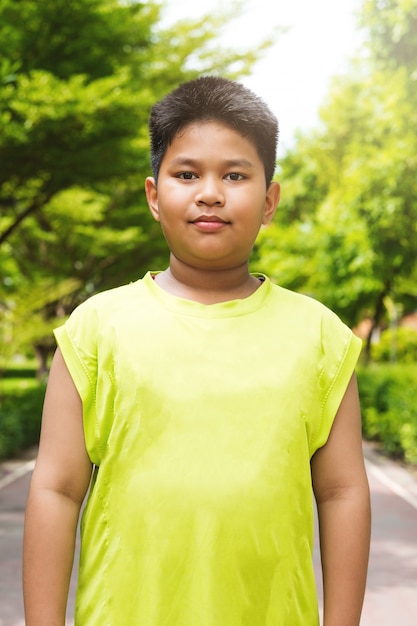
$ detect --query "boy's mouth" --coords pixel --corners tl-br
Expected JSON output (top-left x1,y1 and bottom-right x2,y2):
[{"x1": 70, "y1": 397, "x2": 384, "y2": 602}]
[{"x1": 191, "y1": 215, "x2": 229, "y2": 232}]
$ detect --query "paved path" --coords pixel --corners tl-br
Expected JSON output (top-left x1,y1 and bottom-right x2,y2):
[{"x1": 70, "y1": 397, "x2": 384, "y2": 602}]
[
  {"x1": 360, "y1": 442, "x2": 417, "y2": 624},
  {"x1": 1, "y1": 442, "x2": 417, "y2": 625}
]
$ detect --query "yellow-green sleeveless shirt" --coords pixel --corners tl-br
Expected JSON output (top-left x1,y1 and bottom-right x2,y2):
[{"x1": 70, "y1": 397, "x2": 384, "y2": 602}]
[{"x1": 54, "y1": 272, "x2": 361, "y2": 625}]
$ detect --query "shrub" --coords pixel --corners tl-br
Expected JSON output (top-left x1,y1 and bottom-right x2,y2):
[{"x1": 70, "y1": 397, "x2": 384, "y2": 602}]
[
  {"x1": 372, "y1": 326, "x2": 417, "y2": 363},
  {"x1": 0, "y1": 383, "x2": 45, "y2": 459},
  {"x1": 357, "y1": 364, "x2": 417, "y2": 464}
]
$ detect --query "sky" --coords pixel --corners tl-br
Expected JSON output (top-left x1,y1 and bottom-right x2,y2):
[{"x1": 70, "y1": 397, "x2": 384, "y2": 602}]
[{"x1": 161, "y1": 0, "x2": 365, "y2": 151}]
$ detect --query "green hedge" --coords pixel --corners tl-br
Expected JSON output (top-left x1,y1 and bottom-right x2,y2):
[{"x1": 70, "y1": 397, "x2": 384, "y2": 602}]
[
  {"x1": 0, "y1": 383, "x2": 45, "y2": 459},
  {"x1": 372, "y1": 327, "x2": 417, "y2": 363},
  {"x1": 357, "y1": 364, "x2": 417, "y2": 464}
]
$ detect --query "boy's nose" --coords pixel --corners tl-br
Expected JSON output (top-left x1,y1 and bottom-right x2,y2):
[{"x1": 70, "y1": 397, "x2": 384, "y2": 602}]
[{"x1": 195, "y1": 177, "x2": 225, "y2": 206}]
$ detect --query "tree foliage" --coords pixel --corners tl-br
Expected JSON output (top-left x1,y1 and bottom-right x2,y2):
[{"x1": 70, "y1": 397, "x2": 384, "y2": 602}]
[
  {"x1": 254, "y1": 0, "x2": 417, "y2": 359},
  {"x1": 360, "y1": 0, "x2": 417, "y2": 70},
  {"x1": 0, "y1": 0, "x2": 275, "y2": 370}
]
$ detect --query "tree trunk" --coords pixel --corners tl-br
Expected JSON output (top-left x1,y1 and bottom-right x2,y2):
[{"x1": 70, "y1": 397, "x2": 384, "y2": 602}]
[
  {"x1": 364, "y1": 285, "x2": 391, "y2": 362},
  {"x1": 34, "y1": 344, "x2": 52, "y2": 381}
]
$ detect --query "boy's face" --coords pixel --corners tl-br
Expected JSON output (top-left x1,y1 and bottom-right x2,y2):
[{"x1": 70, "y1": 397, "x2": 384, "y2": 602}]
[{"x1": 145, "y1": 121, "x2": 280, "y2": 272}]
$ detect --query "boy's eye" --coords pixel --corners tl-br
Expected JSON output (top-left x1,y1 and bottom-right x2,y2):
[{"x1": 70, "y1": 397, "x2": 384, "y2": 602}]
[
  {"x1": 226, "y1": 172, "x2": 245, "y2": 181},
  {"x1": 177, "y1": 172, "x2": 197, "y2": 180}
]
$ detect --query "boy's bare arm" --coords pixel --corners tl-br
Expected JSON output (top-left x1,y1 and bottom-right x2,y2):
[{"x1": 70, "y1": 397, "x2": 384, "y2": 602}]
[
  {"x1": 23, "y1": 348, "x2": 92, "y2": 626},
  {"x1": 311, "y1": 373, "x2": 371, "y2": 626}
]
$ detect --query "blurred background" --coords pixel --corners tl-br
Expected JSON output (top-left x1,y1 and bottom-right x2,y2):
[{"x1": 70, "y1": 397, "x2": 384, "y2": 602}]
[{"x1": 0, "y1": 0, "x2": 416, "y2": 623}]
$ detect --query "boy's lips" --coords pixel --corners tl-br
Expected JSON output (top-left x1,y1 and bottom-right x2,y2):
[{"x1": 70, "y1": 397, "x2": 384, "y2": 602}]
[{"x1": 191, "y1": 215, "x2": 229, "y2": 232}]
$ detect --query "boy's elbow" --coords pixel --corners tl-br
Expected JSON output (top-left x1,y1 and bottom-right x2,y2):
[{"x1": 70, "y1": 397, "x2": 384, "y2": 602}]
[
  {"x1": 29, "y1": 463, "x2": 92, "y2": 509},
  {"x1": 313, "y1": 472, "x2": 370, "y2": 507}
]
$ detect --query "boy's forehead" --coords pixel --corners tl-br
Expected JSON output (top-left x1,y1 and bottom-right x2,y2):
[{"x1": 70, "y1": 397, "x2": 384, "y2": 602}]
[
  {"x1": 175, "y1": 119, "x2": 238, "y2": 138},
  {"x1": 171, "y1": 120, "x2": 256, "y2": 154},
  {"x1": 159, "y1": 120, "x2": 266, "y2": 176}
]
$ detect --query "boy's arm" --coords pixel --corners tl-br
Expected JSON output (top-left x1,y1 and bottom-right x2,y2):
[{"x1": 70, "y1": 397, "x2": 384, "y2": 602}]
[
  {"x1": 311, "y1": 373, "x2": 371, "y2": 626},
  {"x1": 23, "y1": 348, "x2": 93, "y2": 626}
]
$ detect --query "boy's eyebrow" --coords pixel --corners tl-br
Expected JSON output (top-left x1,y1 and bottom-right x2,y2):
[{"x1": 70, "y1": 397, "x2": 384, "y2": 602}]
[{"x1": 168, "y1": 157, "x2": 256, "y2": 169}]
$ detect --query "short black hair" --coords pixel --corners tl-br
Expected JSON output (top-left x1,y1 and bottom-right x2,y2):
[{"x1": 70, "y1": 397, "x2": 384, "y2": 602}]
[{"x1": 148, "y1": 76, "x2": 279, "y2": 185}]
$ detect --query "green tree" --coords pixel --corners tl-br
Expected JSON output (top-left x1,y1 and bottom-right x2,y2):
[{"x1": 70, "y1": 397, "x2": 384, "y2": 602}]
[
  {"x1": 360, "y1": 0, "x2": 417, "y2": 70},
  {"x1": 255, "y1": 0, "x2": 417, "y2": 359},
  {"x1": 0, "y1": 0, "x2": 276, "y2": 372}
]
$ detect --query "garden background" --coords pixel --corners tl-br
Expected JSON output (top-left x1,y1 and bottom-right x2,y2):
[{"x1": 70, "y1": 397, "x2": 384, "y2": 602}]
[{"x1": 1, "y1": 0, "x2": 417, "y2": 466}]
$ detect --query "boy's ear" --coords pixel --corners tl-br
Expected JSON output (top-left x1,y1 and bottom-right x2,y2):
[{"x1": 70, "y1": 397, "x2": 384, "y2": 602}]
[
  {"x1": 262, "y1": 181, "x2": 280, "y2": 225},
  {"x1": 145, "y1": 177, "x2": 160, "y2": 221}
]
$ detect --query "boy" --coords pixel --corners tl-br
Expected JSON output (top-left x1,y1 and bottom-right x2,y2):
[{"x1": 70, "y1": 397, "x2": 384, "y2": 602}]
[{"x1": 23, "y1": 76, "x2": 371, "y2": 625}]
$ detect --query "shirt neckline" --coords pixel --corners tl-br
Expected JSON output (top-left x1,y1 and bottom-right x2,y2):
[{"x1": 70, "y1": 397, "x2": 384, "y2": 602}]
[{"x1": 140, "y1": 271, "x2": 271, "y2": 318}]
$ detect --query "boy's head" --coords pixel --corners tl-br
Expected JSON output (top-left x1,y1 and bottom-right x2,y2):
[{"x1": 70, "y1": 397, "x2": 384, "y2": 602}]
[{"x1": 149, "y1": 76, "x2": 278, "y2": 185}]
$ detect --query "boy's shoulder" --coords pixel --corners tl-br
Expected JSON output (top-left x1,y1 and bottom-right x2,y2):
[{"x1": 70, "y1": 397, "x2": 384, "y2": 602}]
[
  {"x1": 267, "y1": 281, "x2": 359, "y2": 346},
  {"x1": 268, "y1": 280, "x2": 339, "y2": 319},
  {"x1": 70, "y1": 276, "x2": 148, "y2": 319}
]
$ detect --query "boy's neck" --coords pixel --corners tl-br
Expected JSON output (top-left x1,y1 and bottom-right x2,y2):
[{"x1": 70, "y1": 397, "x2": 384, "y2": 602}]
[{"x1": 154, "y1": 258, "x2": 263, "y2": 305}]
